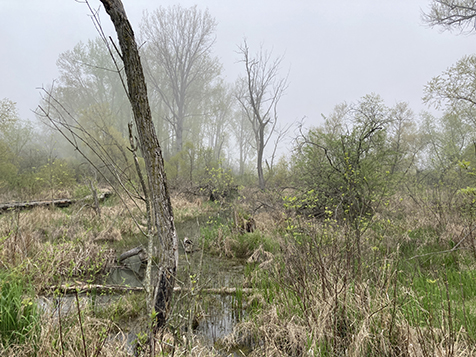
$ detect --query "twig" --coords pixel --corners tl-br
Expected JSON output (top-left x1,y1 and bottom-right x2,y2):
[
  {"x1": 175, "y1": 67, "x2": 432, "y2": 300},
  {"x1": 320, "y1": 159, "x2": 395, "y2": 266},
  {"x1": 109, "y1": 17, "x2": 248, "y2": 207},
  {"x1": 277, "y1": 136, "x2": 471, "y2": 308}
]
[
  {"x1": 74, "y1": 291, "x2": 88, "y2": 357},
  {"x1": 408, "y1": 224, "x2": 476, "y2": 260},
  {"x1": 58, "y1": 293, "x2": 65, "y2": 357}
]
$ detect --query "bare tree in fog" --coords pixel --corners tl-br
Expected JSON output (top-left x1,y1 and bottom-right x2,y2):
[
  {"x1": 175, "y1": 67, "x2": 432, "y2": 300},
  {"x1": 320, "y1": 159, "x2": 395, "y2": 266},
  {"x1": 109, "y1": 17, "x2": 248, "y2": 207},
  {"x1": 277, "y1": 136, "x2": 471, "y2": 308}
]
[{"x1": 236, "y1": 40, "x2": 287, "y2": 190}]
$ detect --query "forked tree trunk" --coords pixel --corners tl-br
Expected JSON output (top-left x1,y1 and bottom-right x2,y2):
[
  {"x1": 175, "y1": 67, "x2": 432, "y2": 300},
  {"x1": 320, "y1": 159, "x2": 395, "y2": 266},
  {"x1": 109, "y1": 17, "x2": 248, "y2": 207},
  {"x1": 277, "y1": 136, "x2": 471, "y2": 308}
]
[{"x1": 99, "y1": 0, "x2": 178, "y2": 331}]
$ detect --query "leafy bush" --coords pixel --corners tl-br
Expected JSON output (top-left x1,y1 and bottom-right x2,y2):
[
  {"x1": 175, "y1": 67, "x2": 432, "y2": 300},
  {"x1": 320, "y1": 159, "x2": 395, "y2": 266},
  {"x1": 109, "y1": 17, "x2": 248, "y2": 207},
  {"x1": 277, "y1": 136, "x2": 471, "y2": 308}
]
[{"x1": 291, "y1": 95, "x2": 414, "y2": 222}]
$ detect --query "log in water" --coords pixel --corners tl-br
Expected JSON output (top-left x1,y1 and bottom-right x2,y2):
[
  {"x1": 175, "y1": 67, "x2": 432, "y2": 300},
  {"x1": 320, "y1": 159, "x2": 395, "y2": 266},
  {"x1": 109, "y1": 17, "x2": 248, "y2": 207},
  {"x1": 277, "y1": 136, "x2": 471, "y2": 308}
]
[{"x1": 44, "y1": 283, "x2": 254, "y2": 296}]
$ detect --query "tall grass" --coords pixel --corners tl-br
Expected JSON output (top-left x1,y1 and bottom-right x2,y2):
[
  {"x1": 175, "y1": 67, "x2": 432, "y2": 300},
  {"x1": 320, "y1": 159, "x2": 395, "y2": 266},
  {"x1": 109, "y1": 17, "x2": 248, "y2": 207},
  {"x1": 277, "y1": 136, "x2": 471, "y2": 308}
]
[{"x1": 0, "y1": 271, "x2": 40, "y2": 348}]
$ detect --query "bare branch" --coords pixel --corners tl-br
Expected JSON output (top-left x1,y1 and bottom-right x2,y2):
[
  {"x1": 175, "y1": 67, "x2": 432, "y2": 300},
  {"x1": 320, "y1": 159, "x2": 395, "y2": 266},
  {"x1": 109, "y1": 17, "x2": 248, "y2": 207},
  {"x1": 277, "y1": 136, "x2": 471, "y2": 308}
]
[{"x1": 423, "y1": 0, "x2": 476, "y2": 33}]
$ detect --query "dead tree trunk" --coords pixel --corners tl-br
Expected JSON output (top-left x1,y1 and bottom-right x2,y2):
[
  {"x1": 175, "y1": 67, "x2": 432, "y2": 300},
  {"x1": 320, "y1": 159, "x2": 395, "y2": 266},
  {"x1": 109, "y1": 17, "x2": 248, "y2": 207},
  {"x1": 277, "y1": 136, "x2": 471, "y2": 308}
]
[{"x1": 99, "y1": 0, "x2": 178, "y2": 331}]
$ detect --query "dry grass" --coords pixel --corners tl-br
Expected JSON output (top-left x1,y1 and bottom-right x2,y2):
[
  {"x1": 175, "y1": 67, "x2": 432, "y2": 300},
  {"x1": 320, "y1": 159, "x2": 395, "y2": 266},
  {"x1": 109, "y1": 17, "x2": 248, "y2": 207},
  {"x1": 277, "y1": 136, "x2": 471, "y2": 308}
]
[
  {"x1": 2, "y1": 314, "x2": 130, "y2": 357},
  {"x1": 0, "y1": 204, "x2": 127, "y2": 291},
  {"x1": 0, "y1": 189, "x2": 226, "y2": 356},
  {"x1": 226, "y1": 278, "x2": 476, "y2": 356},
  {"x1": 0, "y1": 188, "x2": 76, "y2": 204},
  {"x1": 170, "y1": 192, "x2": 214, "y2": 223},
  {"x1": 0, "y1": 237, "x2": 116, "y2": 291},
  {"x1": 0, "y1": 189, "x2": 220, "y2": 290},
  {"x1": 223, "y1": 307, "x2": 308, "y2": 357}
]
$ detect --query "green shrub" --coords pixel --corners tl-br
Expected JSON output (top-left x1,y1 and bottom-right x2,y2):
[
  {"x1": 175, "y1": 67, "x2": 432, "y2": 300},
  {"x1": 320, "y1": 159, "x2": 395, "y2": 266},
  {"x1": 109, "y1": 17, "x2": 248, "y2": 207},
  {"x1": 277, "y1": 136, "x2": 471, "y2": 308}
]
[{"x1": 36, "y1": 159, "x2": 76, "y2": 190}]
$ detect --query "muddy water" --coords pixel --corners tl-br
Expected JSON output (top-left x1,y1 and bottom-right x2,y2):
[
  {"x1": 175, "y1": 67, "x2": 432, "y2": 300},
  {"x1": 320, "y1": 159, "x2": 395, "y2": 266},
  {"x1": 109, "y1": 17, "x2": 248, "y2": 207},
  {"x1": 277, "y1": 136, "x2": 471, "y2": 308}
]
[{"x1": 178, "y1": 218, "x2": 246, "y2": 343}]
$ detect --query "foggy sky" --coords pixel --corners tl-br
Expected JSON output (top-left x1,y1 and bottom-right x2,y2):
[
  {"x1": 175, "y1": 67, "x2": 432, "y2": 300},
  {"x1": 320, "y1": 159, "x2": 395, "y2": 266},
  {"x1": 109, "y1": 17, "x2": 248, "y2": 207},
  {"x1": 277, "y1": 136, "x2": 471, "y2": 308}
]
[{"x1": 0, "y1": 0, "x2": 473, "y2": 130}]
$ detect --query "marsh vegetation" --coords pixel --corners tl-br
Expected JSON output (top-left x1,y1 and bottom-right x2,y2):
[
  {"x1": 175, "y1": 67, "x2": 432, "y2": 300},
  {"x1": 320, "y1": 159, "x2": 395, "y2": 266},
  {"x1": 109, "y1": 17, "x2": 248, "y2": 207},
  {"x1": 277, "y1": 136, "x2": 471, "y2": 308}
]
[{"x1": 1, "y1": 178, "x2": 476, "y2": 356}]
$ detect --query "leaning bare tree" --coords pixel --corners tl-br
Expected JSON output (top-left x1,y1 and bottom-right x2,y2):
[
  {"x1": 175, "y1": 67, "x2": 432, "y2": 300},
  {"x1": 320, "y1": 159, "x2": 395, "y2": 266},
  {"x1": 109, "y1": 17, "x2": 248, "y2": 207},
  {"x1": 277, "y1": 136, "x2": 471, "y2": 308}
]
[
  {"x1": 236, "y1": 40, "x2": 287, "y2": 190},
  {"x1": 99, "y1": 0, "x2": 178, "y2": 333}
]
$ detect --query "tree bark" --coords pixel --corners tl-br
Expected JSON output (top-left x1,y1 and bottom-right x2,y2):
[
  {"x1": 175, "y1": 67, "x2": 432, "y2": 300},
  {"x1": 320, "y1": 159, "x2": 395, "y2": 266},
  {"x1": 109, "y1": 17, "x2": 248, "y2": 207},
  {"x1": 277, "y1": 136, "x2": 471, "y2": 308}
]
[
  {"x1": 99, "y1": 0, "x2": 178, "y2": 331},
  {"x1": 257, "y1": 125, "x2": 265, "y2": 190}
]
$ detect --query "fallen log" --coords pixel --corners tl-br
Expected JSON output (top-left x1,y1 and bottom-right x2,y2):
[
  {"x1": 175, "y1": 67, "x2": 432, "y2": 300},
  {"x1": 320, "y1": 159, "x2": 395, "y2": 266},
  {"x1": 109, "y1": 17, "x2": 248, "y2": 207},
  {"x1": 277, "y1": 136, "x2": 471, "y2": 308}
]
[
  {"x1": 119, "y1": 246, "x2": 147, "y2": 263},
  {"x1": 0, "y1": 191, "x2": 113, "y2": 214},
  {"x1": 45, "y1": 283, "x2": 144, "y2": 295},
  {"x1": 44, "y1": 283, "x2": 254, "y2": 296},
  {"x1": 180, "y1": 287, "x2": 254, "y2": 295}
]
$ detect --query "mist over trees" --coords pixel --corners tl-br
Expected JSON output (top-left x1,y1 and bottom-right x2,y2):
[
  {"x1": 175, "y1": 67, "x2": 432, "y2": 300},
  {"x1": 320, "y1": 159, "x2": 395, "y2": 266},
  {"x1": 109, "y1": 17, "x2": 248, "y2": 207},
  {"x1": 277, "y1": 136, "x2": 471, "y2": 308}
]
[
  {"x1": 0, "y1": 1, "x2": 474, "y2": 213},
  {"x1": 30, "y1": 5, "x2": 268, "y2": 195},
  {"x1": 0, "y1": 98, "x2": 77, "y2": 198}
]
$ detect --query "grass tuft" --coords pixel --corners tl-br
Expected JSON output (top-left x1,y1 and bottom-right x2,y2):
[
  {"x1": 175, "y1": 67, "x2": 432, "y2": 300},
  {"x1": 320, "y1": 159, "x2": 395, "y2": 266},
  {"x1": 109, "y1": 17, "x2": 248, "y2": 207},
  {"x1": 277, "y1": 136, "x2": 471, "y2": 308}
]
[{"x1": 0, "y1": 271, "x2": 40, "y2": 348}]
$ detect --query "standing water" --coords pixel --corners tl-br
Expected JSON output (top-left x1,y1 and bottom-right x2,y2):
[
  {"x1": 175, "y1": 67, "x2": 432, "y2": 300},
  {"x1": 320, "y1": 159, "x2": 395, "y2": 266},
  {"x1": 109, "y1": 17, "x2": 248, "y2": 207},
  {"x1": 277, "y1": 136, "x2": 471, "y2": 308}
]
[
  {"x1": 109, "y1": 216, "x2": 247, "y2": 345},
  {"x1": 38, "y1": 217, "x2": 247, "y2": 349}
]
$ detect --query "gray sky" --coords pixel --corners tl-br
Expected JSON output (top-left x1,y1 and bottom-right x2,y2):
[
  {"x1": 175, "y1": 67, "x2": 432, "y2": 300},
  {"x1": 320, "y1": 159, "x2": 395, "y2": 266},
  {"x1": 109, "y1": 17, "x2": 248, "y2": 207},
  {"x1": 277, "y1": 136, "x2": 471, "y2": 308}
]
[{"x1": 0, "y1": 0, "x2": 473, "y2": 128}]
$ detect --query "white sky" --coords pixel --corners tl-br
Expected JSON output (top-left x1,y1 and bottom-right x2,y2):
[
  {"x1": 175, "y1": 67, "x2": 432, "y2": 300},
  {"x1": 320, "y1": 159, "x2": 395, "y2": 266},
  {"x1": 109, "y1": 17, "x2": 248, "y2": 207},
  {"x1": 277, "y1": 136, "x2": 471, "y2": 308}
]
[{"x1": 0, "y1": 0, "x2": 474, "y2": 130}]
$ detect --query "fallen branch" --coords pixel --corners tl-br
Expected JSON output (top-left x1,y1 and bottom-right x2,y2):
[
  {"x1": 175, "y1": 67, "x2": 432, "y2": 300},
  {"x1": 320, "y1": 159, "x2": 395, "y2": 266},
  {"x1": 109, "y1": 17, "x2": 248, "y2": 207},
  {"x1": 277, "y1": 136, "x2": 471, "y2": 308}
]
[
  {"x1": 119, "y1": 246, "x2": 146, "y2": 263},
  {"x1": 43, "y1": 283, "x2": 254, "y2": 296}
]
